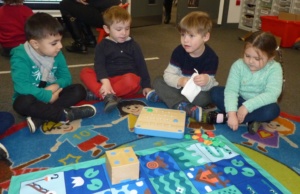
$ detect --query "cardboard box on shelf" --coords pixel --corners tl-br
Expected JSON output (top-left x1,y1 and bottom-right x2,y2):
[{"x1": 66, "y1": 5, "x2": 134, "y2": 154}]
[{"x1": 278, "y1": 12, "x2": 300, "y2": 21}]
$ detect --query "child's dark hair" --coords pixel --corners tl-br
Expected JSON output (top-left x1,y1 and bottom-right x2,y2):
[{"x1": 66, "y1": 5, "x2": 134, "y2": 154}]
[
  {"x1": 178, "y1": 11, "x2": 212, "y2": 36},
  {"x1": 25, "y1": 12, "x2": 64, "y2": 40},
  {"x1": 245, "y1": 31, "x2": 284, "y2": 74},
  {"x1": 3, "y1": 0, "x2": 23, "y2": 4},
  {"x1": 244, "y1": 31, "x2": 278, "y2": 59},
  {"x1": 245, "y1": 31, "x2": 285, "y2": 100}
]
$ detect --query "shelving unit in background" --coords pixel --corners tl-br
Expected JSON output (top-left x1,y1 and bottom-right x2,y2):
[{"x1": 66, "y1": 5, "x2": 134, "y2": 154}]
[
  {"x1": 238, "y1": 0, "x2": 295, "y2": 31},
  {"x1": 290, "y1": 0, "x2": 300, "y2": 14}
]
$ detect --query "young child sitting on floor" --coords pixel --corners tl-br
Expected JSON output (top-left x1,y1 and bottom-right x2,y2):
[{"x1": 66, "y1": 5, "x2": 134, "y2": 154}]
[
  {"x1": 80, "y1": 6, "x2": 152, "y2": 112},
  {"x1": 10, "y1": 13, "x2": 96, "y2": 133},
  {"x1": 146, "y1": 11, "x2": 225, "y2": 124},
  {"x1": 210, "y1": 31, "x2": 283, "y2": 133}
]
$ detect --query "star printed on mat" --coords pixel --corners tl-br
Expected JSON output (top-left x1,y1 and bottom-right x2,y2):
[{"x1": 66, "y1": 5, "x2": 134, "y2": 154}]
[{"x1": 59, "y1": 154, "x2": 82, "y2": 165}]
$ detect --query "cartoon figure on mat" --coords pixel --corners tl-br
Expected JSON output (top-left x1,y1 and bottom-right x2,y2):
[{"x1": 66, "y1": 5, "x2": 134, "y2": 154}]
[
  {"x1": 42, "y1": 119, "x2": 116, "y2": 157},
  {"x1": 112, "y1": 100, "x2": 147, "y2": 132},
  {"x1": 242, "y1": 116, "x2": 297, "y2": 153},
  {"x1": 0, "y1": 154, "x2": 50, "y2": 194}
]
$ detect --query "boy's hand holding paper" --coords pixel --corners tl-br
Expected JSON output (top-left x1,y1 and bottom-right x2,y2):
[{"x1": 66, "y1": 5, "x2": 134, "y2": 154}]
[{"x1": 181, "y1": 69, "x2": 201, "y2": 102}]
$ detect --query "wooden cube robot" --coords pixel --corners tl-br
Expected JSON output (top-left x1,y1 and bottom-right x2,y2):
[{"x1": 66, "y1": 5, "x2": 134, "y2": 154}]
[{"x1": 105, "y1": 147, "x2": 140, "y2": 185}]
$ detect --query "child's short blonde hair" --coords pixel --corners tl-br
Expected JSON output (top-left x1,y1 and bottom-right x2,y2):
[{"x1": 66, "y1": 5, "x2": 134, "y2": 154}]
[
  {"x1": 103, "y1": 5, "x2": 131, "y2": 27},
  {"x1": 178, "y1": 11, "x2": 212, "y2": 36}
]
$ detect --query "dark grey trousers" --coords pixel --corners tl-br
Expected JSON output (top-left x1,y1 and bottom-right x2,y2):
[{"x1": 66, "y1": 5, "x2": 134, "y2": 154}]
[{"x1": 153, "y1": 76, "x2": 212, "y2": 109}]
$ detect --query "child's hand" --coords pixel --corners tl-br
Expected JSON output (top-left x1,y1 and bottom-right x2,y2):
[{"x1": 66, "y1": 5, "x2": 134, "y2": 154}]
[
  {"x1": 100, "y1": 79, "x2": 115, "y2": 97},
  {"x1": 100, "y1": 85, "x2": 115, "y2": 97},
  {"x1": 50, "y1": 88, "x2": 63, "y2": 103},
  {"x1": 45, "y1": 84, "x2": 60, "y2": 93},
  {"x1": 143, "y1": 88, "x2": 152, "y2": 96},
  {"x1": 177, "y1": 77, "x2": 189, "y2": 87},
  {"x1": 193, "y1": 74, "x2": 209, "y2": 87},
  {"x1": 237, "y1": 105, "x2": 248, "y2": 123},
  {"x1": 227, "y1": 112, "x2": 239, "y2": 131}
]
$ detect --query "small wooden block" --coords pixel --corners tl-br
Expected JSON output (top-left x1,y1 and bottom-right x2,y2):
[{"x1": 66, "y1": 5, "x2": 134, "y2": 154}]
[{"x1": 106, "y1": 147, "x2": 139, "y2": 185}]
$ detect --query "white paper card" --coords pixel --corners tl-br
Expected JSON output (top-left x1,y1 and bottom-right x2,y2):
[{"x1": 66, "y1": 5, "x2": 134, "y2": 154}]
[{"x1": 181, "y1": 69, "x2": 201, "y2": 102}]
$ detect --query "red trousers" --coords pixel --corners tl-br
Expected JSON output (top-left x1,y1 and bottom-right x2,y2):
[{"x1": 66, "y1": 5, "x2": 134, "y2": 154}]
[{"x1": 80, "y1": 67, "x2": 141, "y2": 99}]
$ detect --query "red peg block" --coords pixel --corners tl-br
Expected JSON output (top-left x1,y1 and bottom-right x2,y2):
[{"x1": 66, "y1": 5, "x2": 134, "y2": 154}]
[{"x1": 206, "y1": 131, "x2": 215, "y2": 138}]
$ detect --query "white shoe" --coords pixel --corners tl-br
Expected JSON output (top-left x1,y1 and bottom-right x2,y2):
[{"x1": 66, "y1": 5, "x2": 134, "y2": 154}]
[{"x1": 26, "y1": 117, "x2": 43, "y2": 133}]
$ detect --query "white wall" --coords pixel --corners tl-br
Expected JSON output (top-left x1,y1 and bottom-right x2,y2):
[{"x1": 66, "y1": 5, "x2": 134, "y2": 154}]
[{"x1": 227, "y1": 0, "x2": 242, "y2": 23}]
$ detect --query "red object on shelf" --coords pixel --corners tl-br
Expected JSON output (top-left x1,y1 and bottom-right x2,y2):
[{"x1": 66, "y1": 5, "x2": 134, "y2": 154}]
[
  {"x1": 260, "y1": 16, "x2": 300, "y2": 48},
  {"x1": 96, "y1": 28, "x2": 108, "y2": 43},
  {"x1": 236, "y1": 0, "x2": 241, "y2": 6}
]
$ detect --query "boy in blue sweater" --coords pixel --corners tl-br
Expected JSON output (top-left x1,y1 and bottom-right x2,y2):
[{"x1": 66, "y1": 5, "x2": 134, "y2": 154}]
[{"x1": 147, "y1": 11, "x2": 224, "y2": 123}]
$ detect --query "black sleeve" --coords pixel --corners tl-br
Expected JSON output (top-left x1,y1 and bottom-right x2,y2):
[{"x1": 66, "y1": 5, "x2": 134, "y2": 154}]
[
  {"x1": 88, "y1": 0, "x2": 120, "y2": 9},
  {"x1": 94, "y1": 41, "x2": 108, "y2": 81}
]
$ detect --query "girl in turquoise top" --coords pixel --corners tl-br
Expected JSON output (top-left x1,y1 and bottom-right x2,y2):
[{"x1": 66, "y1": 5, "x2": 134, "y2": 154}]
[{"x1": 211, "y1": 31, "x2": 283, "y2": 133}]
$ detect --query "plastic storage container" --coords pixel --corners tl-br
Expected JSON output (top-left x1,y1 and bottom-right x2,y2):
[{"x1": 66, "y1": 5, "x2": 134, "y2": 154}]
[
  {"x1": 245, "y1": 4, "x2": 256, "y2": 15},
  {"x1": 291, "y1": 0, "x2": 300, "y2": 14},
  {"x1": 243, "y1": 15, "x2": 255, "y2": 27},
  {"x1": 260, "y1": 8, "x2": 272, "y2": 15},
  {"x1": 261, "y1": 15, "x2": 300, "y2": 47},
  {"x1": 278, "y1": 0, "x2": 291, "y2": 6},
  {"x1": 245, "y1": 0, "x2": 257, "y2": 5},
  {"x1": 261, "y1": 0, "x2": 273, "y2": 8}
]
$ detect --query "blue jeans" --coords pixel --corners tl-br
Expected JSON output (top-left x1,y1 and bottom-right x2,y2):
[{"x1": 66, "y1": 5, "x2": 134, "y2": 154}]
[
  {"x1": 210, "y1": 86, "x2": 280, "y2": 123},
  {"x1": 0, "y1": 112, "x2": 15, "y2": 135}
]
